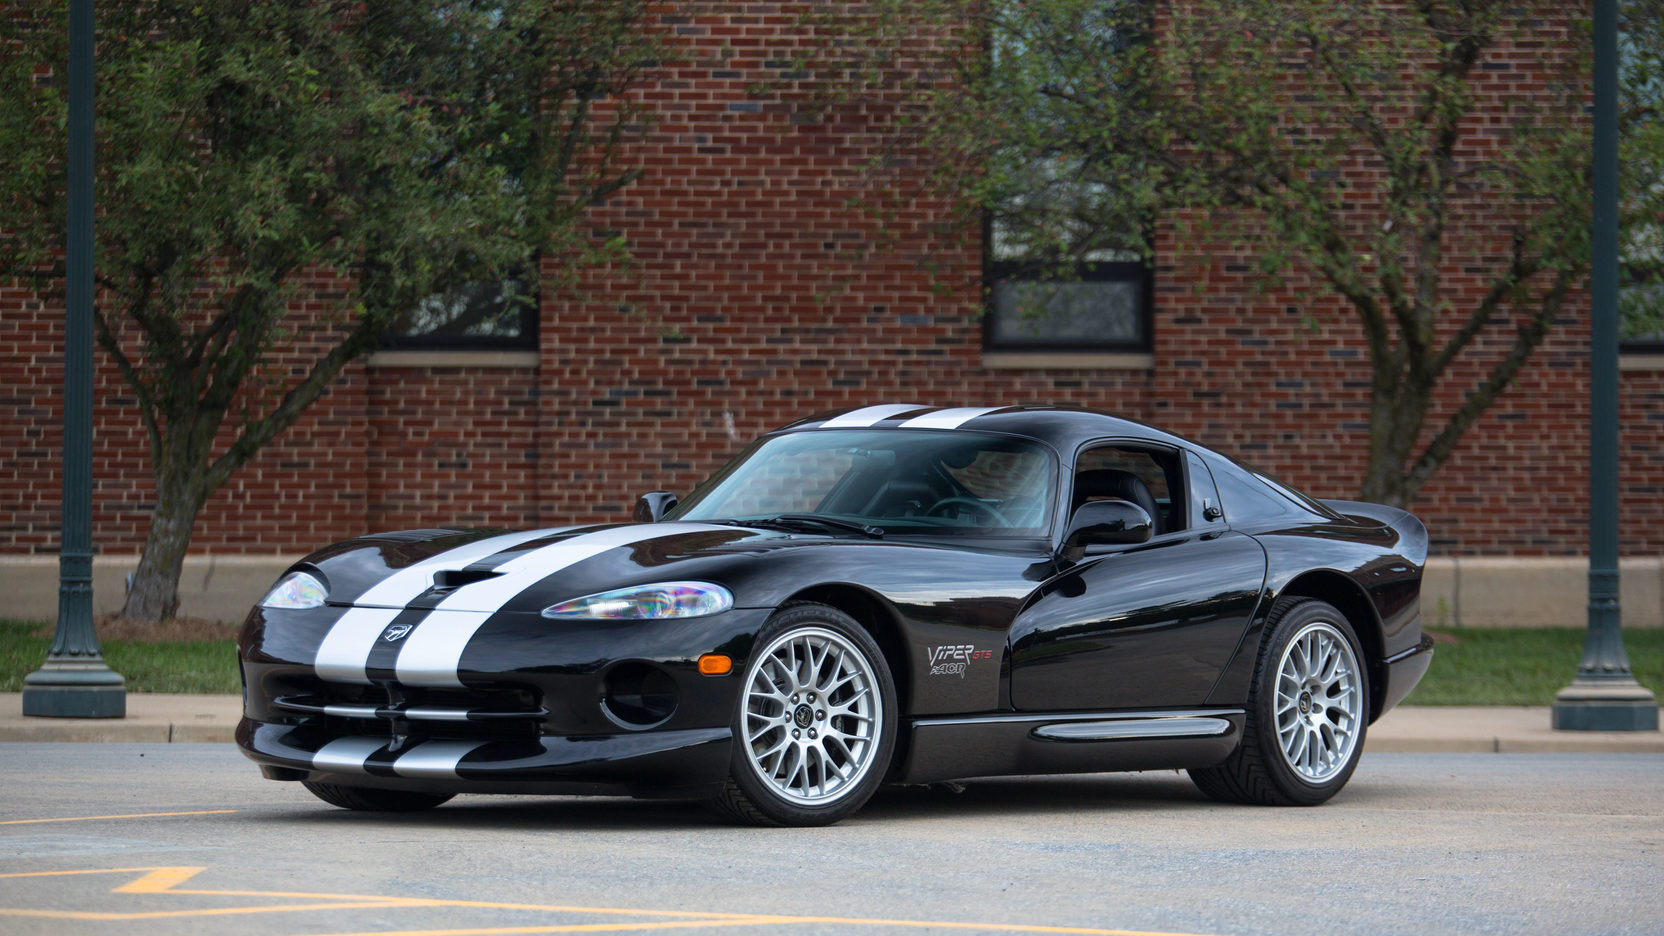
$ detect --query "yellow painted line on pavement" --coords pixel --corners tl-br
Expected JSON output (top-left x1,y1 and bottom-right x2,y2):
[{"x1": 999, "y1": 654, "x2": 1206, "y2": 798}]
[
  {"x1": 0, "y1": 901, "x2": 434, "y2": 922},
  {"x1": 0, "y1": 809, "x2": 236, "y2": 825},
  {"x1": 0, "y1": 866, "x2": 1228, "y2": 936},
  {"x1": 113, "y1": 866, "x2": 211, "y2": 893}
]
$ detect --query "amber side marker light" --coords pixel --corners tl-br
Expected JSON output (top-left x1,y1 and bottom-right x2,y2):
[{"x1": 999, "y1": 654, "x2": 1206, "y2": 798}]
[{"x1": 698, "y1": 654, "x2": 732, "y2": 676}]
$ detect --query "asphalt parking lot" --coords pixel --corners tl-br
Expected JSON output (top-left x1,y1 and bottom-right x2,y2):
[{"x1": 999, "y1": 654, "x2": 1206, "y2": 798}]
[{"x1": 1, "y1": 744, "x2": 1660, "y2": 936}]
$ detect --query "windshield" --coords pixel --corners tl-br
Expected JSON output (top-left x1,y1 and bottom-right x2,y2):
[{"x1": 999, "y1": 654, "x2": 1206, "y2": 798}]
[{"x1": 668, "y1": 430, "x2": 1057, "y2": 537}]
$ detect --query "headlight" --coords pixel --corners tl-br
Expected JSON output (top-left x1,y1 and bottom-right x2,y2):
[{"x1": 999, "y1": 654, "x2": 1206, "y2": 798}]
[
  {"x1": 260, "y1": 571, "x2": 328, "y2": 610},
  {"x1": 541, "y1": 582, "x2": 733, "y2": 620}
]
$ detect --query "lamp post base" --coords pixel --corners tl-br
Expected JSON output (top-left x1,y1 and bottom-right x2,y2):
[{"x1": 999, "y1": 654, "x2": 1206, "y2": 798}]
[
  {"x1": 1552, "y1": 681, "x2": 1658, "y2": 731},
  {"x1": 21, "y1": 660, "x2": 126, "y2": 718}
]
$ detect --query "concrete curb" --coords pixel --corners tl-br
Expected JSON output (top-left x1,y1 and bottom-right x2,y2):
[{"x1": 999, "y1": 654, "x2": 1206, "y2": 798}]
[
  {"x1": 0, "y1": 693, "x2": 242, "y2": 743},
  {"x1": 1364, "y1": 705, "x2": 1664, "y2": 754},
  {"x1": 2, "y1": 695, "x2": 1660, "y2": 752}
]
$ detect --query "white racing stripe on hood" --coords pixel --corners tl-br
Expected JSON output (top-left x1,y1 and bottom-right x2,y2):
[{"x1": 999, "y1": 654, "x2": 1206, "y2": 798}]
[
  {"x1": 819, "y1": 403, "x2": 924, "y2": 428},
  {"x1": 897, "y1": 406, "x2": 1004, "y2": 430},
  {"x1": 312, "y1": 527, "x2": 567, "y2": 684},
  {"x1": 392, "y1": 522, "x2": 734, "y2": 688}
]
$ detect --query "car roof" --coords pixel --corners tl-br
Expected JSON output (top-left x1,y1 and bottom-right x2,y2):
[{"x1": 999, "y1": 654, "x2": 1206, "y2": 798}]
[{"x1": 777, "y1": 403, "x2": 1202, "y2": 455}]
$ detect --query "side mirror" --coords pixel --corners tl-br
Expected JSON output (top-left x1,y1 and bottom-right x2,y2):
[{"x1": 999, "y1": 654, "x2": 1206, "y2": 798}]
[
  {"x1": 1061, "y1": 499, "x2": 1153, "y2": 553},
  {"x1": 633, "y1": 491, "x2": 679, "y2": 523}
]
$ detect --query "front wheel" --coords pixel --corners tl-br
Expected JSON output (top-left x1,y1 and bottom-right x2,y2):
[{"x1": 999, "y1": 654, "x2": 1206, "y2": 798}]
[
  {"x1": 708, "y1": 603, "x2": 897, "y2": 826},
  {"x1": 1190, "y1": 598, "x2": 1369, "y2": 806}
]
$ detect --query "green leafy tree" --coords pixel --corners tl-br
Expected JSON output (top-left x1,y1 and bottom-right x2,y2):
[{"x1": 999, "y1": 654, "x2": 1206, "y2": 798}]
[
  {"x1": 0, "y1": 1, "x2": 658, "y2": 623},
  {"x1": 821, "y1": 0, "x2": 1660, "y2": 507}
]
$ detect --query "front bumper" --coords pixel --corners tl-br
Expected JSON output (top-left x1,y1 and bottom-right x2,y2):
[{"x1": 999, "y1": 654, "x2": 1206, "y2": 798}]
[
  {"x1": 236, "y1": 720, "x2": 733, "y2": 798},
  {"x1": 237, "y1": 604, "x2": 772, "y2": 797}
]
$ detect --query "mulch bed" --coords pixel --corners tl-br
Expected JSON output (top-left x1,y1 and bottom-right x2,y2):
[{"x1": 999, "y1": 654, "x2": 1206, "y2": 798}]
[{"x1": 32, "y1": 614, "x2": 240, "y2": 643}]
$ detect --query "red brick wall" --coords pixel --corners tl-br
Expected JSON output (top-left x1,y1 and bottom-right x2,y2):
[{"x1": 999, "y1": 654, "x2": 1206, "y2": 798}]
[
  {"x1": 2, "y1": 3, "x2": 1659, "y2": 559},
  {"x1": 367, "y1": 365, "x2": 541, "y2": 532}
]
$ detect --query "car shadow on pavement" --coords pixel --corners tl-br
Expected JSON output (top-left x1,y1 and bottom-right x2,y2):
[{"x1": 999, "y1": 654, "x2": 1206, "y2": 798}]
[
  {"x1": 864, "y1": 772, "x2": 1215, "y2": 820},
  {"x1": 242, "y1": 771, "x2": 1222, "y2": 831}
]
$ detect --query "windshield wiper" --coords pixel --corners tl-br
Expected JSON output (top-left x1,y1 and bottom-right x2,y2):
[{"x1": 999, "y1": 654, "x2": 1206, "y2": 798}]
[{"x1": 720, "y1": 514, "x2": 885, "y2": 539}]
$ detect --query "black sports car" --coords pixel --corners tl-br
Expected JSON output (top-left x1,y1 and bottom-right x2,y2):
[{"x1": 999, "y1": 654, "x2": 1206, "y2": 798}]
[{"x1": 238, "y1": 404, "x2": 1432, "y2": 825}]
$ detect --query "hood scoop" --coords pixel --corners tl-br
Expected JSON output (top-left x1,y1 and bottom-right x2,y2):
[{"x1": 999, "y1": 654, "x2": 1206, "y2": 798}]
[{"x1": 432, "y1": 568, "x2": 503, "y2": 591}]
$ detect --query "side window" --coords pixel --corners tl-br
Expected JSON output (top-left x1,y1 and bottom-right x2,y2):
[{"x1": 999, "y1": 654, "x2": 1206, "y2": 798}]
[
  {"x1": 1185, "y1": 451, "x2": 1223, "y2": 526},
  {"x1": 1207, "y1": 456, "x2": 1300, "y2": 525},
  {"x1": 1074, "y1": 444, "x2": 1186, "y2": 533}
]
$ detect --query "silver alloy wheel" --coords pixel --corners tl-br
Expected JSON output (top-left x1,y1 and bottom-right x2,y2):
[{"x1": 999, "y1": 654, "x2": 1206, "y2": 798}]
[
  {"x1": 741, "y1": 625, "x2": 883, "y2": 807},
  {"x1": 1274, "y1": 620, "x2": 1363, "y2": 783}
]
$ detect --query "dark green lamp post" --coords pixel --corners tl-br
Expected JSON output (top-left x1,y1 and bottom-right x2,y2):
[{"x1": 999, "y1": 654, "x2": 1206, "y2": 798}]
[
  {"x1": 1552, "y1": 0, "x2": 1657, "y2": 731},
  {"x1": 21, "y1": 0, "x2": 126, "y2": 718}
]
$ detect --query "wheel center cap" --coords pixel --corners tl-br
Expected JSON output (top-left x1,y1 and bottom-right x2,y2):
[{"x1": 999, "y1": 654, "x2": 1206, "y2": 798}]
[
  {"x1": 794, "y1": 704, "x2": 814, "y2": 729},
  {"x1": 1298, "y1": 691, "x2": 1313, "y2": 715}
]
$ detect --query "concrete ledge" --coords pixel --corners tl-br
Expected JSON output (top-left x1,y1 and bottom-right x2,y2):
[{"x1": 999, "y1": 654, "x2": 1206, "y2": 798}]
[
  {"x1": 0, "y1": 692, "x2": 242, "y2": 742},
  {"x1": 1422, "y1": 556, "x2": 1664, "y2": 629},
  {"x1": 366, "y1": 349, "x2": 539, "y2": 368},
  {"x1": 0, "y1": 554, "x2": 300, "y2": 625},
  {"x1": 980, "y1": 351, "x2": 1155, "y2": 370},
  {"x1": 5, "y1": 694, "x2": 1659, "y2": 751},
  {"x1": 1367, "y1": 705, "x2": 1664, "y2": 754}
]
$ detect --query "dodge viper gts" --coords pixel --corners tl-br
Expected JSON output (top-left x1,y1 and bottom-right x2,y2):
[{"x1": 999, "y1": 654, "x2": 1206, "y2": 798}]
[{"x1": 237, "y1": 403, "x2": 1432, "y2": 825}]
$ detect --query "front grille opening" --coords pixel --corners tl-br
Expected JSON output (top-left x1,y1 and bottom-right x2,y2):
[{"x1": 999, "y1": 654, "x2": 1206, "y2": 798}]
[
  {"x1": 266, "y1": 676, "x2": 545, "y2": 741},
  {"x1": 601, "y1": 662, "x2": 677, "y2": 729}
]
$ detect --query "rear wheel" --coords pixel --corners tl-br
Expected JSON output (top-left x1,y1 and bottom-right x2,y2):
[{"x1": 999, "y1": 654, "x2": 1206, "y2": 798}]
[
  {"x1": 302, "y1": 781, "x2": 454, "y2": 812},
  {"x1": 708, "y1": 603, "x2": 896, "y2": 826},
  {"x1": 1190, "y1": 598, "x2": 1369, "y2": 806}
]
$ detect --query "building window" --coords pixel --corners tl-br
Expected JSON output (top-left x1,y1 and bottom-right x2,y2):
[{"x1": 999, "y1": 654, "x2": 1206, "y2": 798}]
[
  {"x1": 984, "y1": 259, "x2": 1150, "y2": 352},
  {"x1": 1622, "y1": 275, "x2": 1663, "y2": 352},
  {"x1": 1621, "y1": 5, "x2": 1662, "y2": 353},
  {"x1": 384, "y1": 275, "x2": 537, "y2": 350},
  {"x1": 978, "y1": 4, "x2": 1153, "y2": 355}
]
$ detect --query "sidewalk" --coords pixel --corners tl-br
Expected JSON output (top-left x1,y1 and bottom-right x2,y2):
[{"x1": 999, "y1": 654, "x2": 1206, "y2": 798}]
[{"x1": 1, "y1": 693, "x2": 1660, "y2": 751}]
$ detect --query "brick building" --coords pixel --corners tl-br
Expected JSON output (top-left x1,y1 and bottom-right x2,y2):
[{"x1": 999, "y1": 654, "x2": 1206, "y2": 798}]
[{"x1": 2, "y1": 4, "x2": 1662, "y2": 624}]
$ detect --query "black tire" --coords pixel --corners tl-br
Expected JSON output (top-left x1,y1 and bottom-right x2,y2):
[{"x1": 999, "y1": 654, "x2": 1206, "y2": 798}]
[
  {"x1": 708, "y1": 603, "x2": 897, "y2": 826},
  {"x1": 1190, "y1": 597, "x2": 1370, "y2": 807},
  {"x1": 302, "y1": 781, "x2": 455, "y2": 812}
]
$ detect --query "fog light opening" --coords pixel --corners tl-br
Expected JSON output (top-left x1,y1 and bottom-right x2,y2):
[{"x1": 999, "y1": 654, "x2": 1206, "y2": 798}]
[{"x1": 600, "y1": 662, "x2": 678, "y2": 729}]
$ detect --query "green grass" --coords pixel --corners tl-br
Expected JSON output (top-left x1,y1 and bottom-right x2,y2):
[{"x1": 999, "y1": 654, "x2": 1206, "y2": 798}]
[
  {"x1": 1408, "y1": 627, "x2": 1664, "y2": 706},
  {"x1": 3, "y1": 618, "x2": 1661, "y2": 703},
  {"x1": 0, "y1": 620, "x2": 240, "y2": 694}
]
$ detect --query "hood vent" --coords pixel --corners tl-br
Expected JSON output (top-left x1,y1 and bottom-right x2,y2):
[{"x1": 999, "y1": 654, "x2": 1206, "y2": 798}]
[{"x1": 432, "y1": 569, "x2": 503, "y2": 591}]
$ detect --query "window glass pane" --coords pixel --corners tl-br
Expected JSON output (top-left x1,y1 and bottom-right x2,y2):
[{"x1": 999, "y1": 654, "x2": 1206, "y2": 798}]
[
  {"x1": 1622, "y1": 280, "x2": 1664, "y2": 347},
  {"x1": 988, "y1": 278, "x2": 1142, "y2": 348},
  {"x1": 706, "y1": 448, "x2": 857, "y2": 518},
  {"x1": 1621, "y1": 3, "x2": 1664, "y2": 348},
  {"x1": 670, "y1": 430, "x2": 1057, "y2": 537},
  {"x1": 390, "y1": 279, "x2": 533, "y2": 344},
  {"x1": 1075, "y1": 448, "x2": 1170, "y2": 502}
]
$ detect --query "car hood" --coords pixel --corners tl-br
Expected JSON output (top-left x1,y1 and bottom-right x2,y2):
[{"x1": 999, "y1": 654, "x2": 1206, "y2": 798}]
[{"x1": 298, "y1": 522, "x2": 804, "y2": 613}]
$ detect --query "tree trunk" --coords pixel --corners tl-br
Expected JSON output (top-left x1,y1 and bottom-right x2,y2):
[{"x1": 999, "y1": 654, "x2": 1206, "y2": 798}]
[
  {"x1": 121, "y1": 436, "x2": 211, "y2": 624},
  {"x1": 1360, "y1": 385, "x2": 1407, "y2": 507},
  {"x1": 1359, "y1": 360, "x2": 1429, "y2": 510}
]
